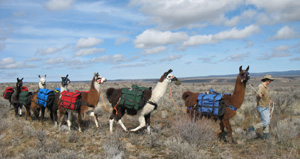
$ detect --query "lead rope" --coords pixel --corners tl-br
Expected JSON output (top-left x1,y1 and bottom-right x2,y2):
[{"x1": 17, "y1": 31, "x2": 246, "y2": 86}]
[
  {"x1": 99, "y1": 87, "x2": 113, "y2": 111},
  {"x1": 169, "y1": 85, "x2": 186, "y2": 112},
  {"x1": 248, "y1": 83, "x2": 275, "y2": 119}
]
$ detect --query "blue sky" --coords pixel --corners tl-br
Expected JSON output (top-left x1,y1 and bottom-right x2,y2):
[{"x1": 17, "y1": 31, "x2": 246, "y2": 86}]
[{"x1": 0, "y1": 0, "x2": 299, "y2": 82}]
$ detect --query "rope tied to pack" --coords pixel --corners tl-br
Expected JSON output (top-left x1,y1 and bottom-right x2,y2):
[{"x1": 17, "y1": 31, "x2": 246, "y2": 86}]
[{"x1": 169, "y1": 85, "x2": 186, "y2": 112}]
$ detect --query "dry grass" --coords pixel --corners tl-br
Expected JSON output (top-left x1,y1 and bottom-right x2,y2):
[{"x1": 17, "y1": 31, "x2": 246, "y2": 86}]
[{"x1": 0, "y1": 76, "x2": 299, "y2": 158}]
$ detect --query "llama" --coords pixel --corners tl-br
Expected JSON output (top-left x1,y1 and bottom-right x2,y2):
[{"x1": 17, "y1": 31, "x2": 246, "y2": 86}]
[
  {"x1": 52, "y1": 74, "x2": 71, "y2": 126},
  {"x1": 182, "y1": 66, "x2": 250, "y2": 143},
  {"x1": 57, "y1": 72, "x2": 106, "y2": 132},
  {"x1": 10, "y1": 78, "x2": 23, "y2": 117},
  {"x1": 25, "y1": 75, "x2": 47, "y2": 120},
  {"x1": 106, "y1": 69, "x2": 181, "y2": 134}
]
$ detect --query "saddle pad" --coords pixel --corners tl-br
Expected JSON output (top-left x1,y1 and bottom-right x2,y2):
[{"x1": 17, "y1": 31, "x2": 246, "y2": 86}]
[
  {"x1": 197, "y1": 93, "x2": 225, "y2": 116},
  {"x1": 19, "y1": 91, "x2": 32, "y2": 105},
  {"x1": 120, "y1": 85, "x2": 150, "y2": 110},
  {"x1": 60, "y1": 91, "x2": 81, "y2": 110},
  {"x1": 37, "y1": 88, "x2": 55, "y2": 107},
  {"x1": 3, "y1": 87, "x2": 14, "y2": 99}
]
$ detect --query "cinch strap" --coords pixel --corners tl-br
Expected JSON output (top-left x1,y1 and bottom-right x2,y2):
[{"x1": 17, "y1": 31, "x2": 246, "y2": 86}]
[
  {"x1": 147, "y1": 101, "x2": 158, "y2": 110},
  {"x1": 227, "y1": 104, "x2": 237, "y2": 111}
]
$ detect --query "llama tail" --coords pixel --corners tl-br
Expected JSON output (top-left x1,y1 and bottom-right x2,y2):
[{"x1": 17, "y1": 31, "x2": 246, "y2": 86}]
[{"x1": 182, "y1": 91, "x2": 193, "y2": 101}]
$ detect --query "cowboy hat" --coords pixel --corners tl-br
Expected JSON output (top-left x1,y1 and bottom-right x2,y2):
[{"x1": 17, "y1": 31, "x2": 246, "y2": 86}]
[{"x1": 261, "y1": 74, "x2": 274, "y2": 81}]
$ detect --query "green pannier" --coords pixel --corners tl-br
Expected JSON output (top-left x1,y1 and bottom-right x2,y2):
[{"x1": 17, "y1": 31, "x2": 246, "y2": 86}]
[
  {"x1": 120, "y1": 85, "x2": 151, "y2": 110},
  {"x1": 19, "y1": 91, "x2": 32, "y2": 106}
]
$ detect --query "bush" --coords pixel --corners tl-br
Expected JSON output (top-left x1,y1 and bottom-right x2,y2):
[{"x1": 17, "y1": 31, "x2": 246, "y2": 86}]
[
  {"x1": 171, "y1": 117, "x2": 217, "y2": 148},
  {"x1": 273, "y1": 118, "x2": 300, "y2": 147}
]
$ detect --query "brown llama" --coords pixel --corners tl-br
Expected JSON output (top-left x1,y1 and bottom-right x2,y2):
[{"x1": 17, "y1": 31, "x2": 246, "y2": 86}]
[
  {"x1": 106, "y1": 69, "x2": 181, "y2": 134},
  {"x1": 10, "y1": 78, "x2": 23, "y2": 117},
  {"x1": 57, "y1": 72, "x2": 106, "y2": 132},
  {"x1": 182, "y1": 66, "x2": 250, "y2": 143},
  {"x1": 25, "y1": 75, "x2": 71, "y2": 124}
]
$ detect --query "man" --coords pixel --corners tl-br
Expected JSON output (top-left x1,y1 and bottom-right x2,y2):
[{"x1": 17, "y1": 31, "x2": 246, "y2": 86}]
[{"x1": 250, "y1": 74, "x2": 274, "y2": 139}]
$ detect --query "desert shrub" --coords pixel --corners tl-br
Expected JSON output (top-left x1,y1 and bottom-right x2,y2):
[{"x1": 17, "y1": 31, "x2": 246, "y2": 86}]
[
  {"x1": 171, "y1": 116, "x2": 217, "y2": 148},
  {"x1": 273, "y1": 118, "x2": 300, "y2": 147},
  {"x1": 165, "y1": 137, "x2": 209, "y2": 159},
  {"x1": 68, "y1": 131, "x2": 79, "y2": 143},
  {"x1": 23, "y1": 148, "x2": 46, "y2": 159},
  {"x1": 102, "y1": 129, "x2": 125, "y2": 159}
]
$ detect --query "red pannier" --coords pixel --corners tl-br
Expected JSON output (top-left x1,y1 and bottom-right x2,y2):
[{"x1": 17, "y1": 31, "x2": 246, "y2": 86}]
[
  {"x1": 3, "y1": 87, "x2": 14, "y2": 99},
  {"x1": 60, "y1": 91, "x2": 81, "y2": 110},
  {"x1": 22, "y1": 86, "x2": 28, "y2": 92}
]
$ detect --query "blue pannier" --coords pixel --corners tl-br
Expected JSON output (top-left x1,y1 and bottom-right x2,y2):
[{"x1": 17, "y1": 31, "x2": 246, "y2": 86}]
[
  {"x1": 37, "y1": 88, "x2": 55, "y2": 107},
  {"x1": 197, "y1": 92, "x2": 226, "y2": 116}
]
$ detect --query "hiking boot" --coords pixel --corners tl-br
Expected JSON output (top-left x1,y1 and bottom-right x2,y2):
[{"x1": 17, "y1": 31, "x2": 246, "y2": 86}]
[
  {"x1": 263, "y1": 133, "x2": 270, "y2": 140},
  {"x1": 249, "y1": 126, "x2": 255, "y2": 132}
]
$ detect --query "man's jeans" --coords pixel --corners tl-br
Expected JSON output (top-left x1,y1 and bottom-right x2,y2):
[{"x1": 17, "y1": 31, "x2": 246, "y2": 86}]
[{"x1": 254, "y1": 105, "x2": 270, "y2": 133}]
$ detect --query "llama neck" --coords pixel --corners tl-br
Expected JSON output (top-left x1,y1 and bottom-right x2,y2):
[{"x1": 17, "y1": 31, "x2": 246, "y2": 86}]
[
  {"x1": 39, "y1": 83, "x2": 46, "y2": 89},
  {"x1": 150, "y1": 79, "x2": 169, "y2": 103},
  {"x1": 61, "y1": 85, "x2": 68, "y2": 92},
  {"x1": 230, "y1": 76, "x2": 246, "y2": 108},
  {"x1": 87, "y1": 81, "x2": 100, "y2": 106}
]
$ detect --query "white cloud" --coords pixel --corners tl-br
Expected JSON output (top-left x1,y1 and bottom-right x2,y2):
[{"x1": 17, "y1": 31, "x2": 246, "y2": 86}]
[
  {"x1": 129, "y1": 0, "x2": 243, "y2": 29},
  {"x1": 45, "y1": 57, "x2": 65, "y2": 64},
  {"x1": 227, "y1": 53, "x2": 248, "y2": 61},
  {"x1": 274, "y1": 45, "x2": 290, "y2": 52},
  {"x1": 246, "y1": 0, "x2": 300, "y2": 23},
  {"x1": 272, "y1": 26, "x2": 298, "y2": 40},
  {"x1": 290, "y1": 56, "x2": 300, "y2": 61},
  {"x1": 257, "y1": 52, "x2": 291, "y2": 60},
  {"x1": 142, "y1": 46, "x2": 167, "y2": 55},
  {"x1": 159, "y1": 55, "x2": 183, "y2": 62},
  {"x1": 0, "y1": 57, "x2": 35, "y2": 69},
  {"x1": 183, "y1": 25, "x2": 260, "y2": 48},
  {"x1": 45, "y1": 0, "x2": 74, "y2": 11},
  {"x1": 134, "y1": 29, "x2": 188, "y2": 48},
  {"x1": 115, "y1": 37, "x2": 130, "y2": 46},
  {"x1": 112, "y1": 63, "x2": 146, "y2": 69},
  {"x1": 36, "y1": 45, "x2": 68, "y2": 55},
  {"x1": 75, "y1": 48, "x2": 105, "y2": 56},
  {"x1": 75, "y1": 37, "x2": 104, "y2": 48},
  {"x1": 214, "y1": 25, "x2": 260, "y2": 40}
]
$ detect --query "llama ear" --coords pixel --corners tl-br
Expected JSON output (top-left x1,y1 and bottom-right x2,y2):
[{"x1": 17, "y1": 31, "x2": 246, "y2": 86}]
[
  {"x1": 239, "y1": 66, "x2": 242, "y2": 72},
  {"x1": 168, "y1": 69, "x2": 173, "y2": 74},
  {"x1": 66, "y1": 74, "x2": 68, "y2": 78},
  {"x1": 38, "y1": 75, "x2": 41, "y2": 78},
  {"x1": 17, "y1": 78, "x2": 19, "y2": 81},
  {"x1": 246, "y1": 66, "x2": 249, "y2": 72},
  {"x1": 44, "y1": 75, "x2": 46, "y2": 78},
  {"x1": 21, "y1": 78, "x2": 23, "y2": 81}
]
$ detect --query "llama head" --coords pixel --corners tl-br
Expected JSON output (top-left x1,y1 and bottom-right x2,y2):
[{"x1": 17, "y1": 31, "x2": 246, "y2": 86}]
[
  {"x1": 159, "y1": 69, "x2": 181, "y2": 85},
  {"x1": 16, "y1": 77, "x2": 23, "y2": 88},
  {"x1": 239, "y1": 66, "x2": 250, "y2": 83},
  {"x1": 94, "y1": 72, "x2": 107, "y2": 85},
  {"x1": 61, "y1": 74, "x2": 71, "y2": 87},
  {"x1": 38, "y1": 75, "x2": 46, "y2": 88}
]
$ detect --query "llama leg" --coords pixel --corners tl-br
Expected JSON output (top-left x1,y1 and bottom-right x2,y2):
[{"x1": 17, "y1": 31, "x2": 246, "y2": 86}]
[
  {"x1": 88, "y1": 111, "x2": 99, "y2": 128},
  {"x1": 41, "y1": 107, "x2": 45, "y2": 122},
  {"x1": 223, "y1": 119, "x2": 234, "y2": 143},
  {"x1": 57, "y1": 108, "x2": 65, "y2": 128},
  {"x1": 217, "y1": 120, "x2": 226, "y2": 141},
  {"x1": 109, "y1": 119, "x2": 114, "y2": 133},
  {"x1": 130, "y1": 115, "x2": 146, "y2": 132},
  {"x1": 145, "y1": 114, "x2": 151, "y2": 134},
  {"x1": 14, "y1": 104, "x2": 18, "y2": 117},
  {"x1": 109, "y1": 111, "x2": 116, "y2": 133},
  {"x1": 117, "y1": 119, "x2": 128, "y2": 132},
  {"x1": 78, "y1": 112, "x2": 83, "y2": 132},
  {"x1": 67, "y1": 111, "x2": 72, "y2": 131},
  {"x1": 19, "y1": 104, "x2": 22, "y2": 116}
]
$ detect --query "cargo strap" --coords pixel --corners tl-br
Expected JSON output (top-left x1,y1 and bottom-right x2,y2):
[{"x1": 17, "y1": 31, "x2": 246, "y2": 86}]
[{"x1": 147, "y1": 101, "x2": 158, "y2": 110}]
